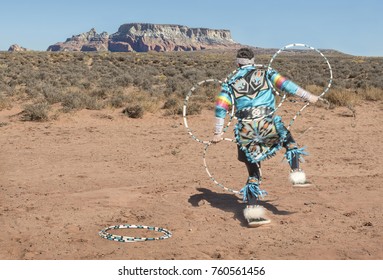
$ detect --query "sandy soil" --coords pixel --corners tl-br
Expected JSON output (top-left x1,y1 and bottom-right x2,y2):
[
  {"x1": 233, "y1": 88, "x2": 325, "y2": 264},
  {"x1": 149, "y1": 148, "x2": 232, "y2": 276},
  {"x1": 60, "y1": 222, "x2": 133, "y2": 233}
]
[{"x1": 0, "y1": 101, "x2": 382, "y2": 260}]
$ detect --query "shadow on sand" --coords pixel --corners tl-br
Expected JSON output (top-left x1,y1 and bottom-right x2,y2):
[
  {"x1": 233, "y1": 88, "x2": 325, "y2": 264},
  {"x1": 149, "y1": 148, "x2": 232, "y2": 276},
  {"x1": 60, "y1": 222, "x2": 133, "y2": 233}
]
[{"x1": 188, "y1": 187, "x2": 296, "y2": 227}]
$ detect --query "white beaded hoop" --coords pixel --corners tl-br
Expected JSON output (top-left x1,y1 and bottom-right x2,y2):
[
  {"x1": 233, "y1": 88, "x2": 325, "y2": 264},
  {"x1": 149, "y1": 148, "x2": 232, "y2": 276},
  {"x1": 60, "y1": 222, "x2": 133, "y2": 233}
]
[
  {"x1": 267, "y1": 43, "x2": 333, "y2": 129},
  {"x1": 98, "y1": 224, "x2": 172, "y2": 243},
  {"x1": 202, "y1": 138, "x2": 262, "y2": 195},
  {"x1": 183, "y1": 79, "x2": 235, "y2": 144}
]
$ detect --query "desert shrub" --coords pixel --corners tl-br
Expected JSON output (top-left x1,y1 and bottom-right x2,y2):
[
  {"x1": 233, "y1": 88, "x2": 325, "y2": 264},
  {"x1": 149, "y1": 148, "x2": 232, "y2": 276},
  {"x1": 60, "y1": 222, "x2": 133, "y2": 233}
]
[
  {"x1": 22, "y1": 102, "x2": 50, "y2": 121},
  {"x1": 61, "y1": 92, "x2": 102, "y2": 112},
  {"x1": 165, "y1": 75, "x2": 185, "y2": 94},
  {"x1": 133, "y1": 76, "x2": 143, "y2": 87},
  {"x1": 81, "y1": 81, "x2": 92, "y2": 90},
  {"x1": 162, "y1": 97, "x2": 179, "y2": 109},
  {"x1": 162, "y1": 97, "x2": 182, "y2": 116},
  {"x1": 122, "y1": 104, "x2": 144, "y2": 118},
  {"x1": 109, "y1": 90, "x2": 128, "y2": 108},
  {"x1": 90, "y1": 88, "x2": 108, "y2": 99},
  {"x1": 123, "y1": 89, "x2": 161, "y2": 113},
  {"x1": 140, "y1": 79, "x2": 152, "y2": 91},
  {"x1": 115, "y1": 74, "x2": 133, "y2": 87},
  {"x1": 0, "y1": 51, "x2": 382, "y2": 117},
  {"x1": 84, "y1": 97, "x2": 104, "y2": 110},
  {"x1": 359, "y1": 87, "x2": 383, "y2": 101},
  {"x1": 326, "y1": 89, "x2": 360, "y2": 107},
  {"x1": 185, "y1": 102, "x2": 202, "y2": 115},
  {"x1": 42, "y1": 85, "x2": 63, "y2": 104},
  {"x1": 163, "y1": 66, "x2": 178, "y2": 77},
  {"x1": 182, "y1": 68, "x2": 199, "y2": 80},
  {"x1": 61, "y1": 92, "x2": 87, "y2": 111},
  {"x1": 24, "y1": 86, "x2": 42, "y2": 99},
  {"x1": 145, "y1": 67, "x2": 160, "y2": 77},
  {"x1": 0, "y1": 93, "x2": 10, "y2": 110}
]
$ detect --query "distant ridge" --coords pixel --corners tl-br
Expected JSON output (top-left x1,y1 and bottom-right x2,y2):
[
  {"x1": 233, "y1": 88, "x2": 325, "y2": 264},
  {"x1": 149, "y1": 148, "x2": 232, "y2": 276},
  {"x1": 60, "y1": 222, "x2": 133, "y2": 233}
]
[
  {"x1": 47, "y1": 28, "x2": 109, "y2": 52},
  {"x1": 8, "y1": 44, "x2": 29, "y2": 52},
  {"x1": 47, "y1": 23, "x2": 240, "y2": 52}
]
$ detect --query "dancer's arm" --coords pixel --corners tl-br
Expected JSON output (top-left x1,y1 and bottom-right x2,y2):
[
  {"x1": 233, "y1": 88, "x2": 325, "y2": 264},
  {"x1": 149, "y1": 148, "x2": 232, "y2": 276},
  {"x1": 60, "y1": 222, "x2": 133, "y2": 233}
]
[{"x1": 268, "y1": 70, "x2": 318, "y2": 103}]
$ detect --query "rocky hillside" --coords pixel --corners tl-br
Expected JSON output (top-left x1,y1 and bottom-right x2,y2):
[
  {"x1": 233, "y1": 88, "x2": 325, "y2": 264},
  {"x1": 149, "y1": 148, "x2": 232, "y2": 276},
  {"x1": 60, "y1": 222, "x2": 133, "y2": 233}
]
[
  {"x1": 47, "y1": 23, "x2": 239, "y2": 52},
  {"x1": 47, "y1": 28, "x2": 109, "y2": 52},
  {"x1": 8, "y1": 44, "x2": 29, "y2": 52}
]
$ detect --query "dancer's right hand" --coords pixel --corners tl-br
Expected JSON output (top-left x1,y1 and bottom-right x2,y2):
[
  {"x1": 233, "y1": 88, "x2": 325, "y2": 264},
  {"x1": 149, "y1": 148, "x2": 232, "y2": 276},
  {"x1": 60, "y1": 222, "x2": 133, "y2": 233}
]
[{"x1": 211, "y1": 133, "x2": 223, "y2": 143}]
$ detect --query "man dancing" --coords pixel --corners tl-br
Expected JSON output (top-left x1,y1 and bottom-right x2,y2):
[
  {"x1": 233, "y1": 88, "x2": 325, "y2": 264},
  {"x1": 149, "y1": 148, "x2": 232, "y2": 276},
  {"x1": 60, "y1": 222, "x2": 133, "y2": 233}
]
[{"x1": 212, "y1": 48, "x2": 318, "y2": 227}]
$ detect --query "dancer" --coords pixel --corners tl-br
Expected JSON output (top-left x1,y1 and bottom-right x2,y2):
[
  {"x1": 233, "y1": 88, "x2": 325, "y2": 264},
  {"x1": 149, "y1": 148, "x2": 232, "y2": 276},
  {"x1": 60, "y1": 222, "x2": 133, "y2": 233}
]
[{"x1": 212, "y1": 47, "x2": 318, "y2": 227}]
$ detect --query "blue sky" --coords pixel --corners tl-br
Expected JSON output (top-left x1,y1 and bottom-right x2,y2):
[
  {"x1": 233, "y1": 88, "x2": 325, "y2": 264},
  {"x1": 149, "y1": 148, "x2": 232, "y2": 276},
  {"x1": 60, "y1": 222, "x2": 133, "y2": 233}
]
[{"x1": 0, "y1": 0, "x2": 382, "y2": 56}]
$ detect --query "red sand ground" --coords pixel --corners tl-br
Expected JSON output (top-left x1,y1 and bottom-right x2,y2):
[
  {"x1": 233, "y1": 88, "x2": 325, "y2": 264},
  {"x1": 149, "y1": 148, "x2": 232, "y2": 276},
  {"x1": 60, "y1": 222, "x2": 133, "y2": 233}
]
[{"x1": 0, "y1": 101, "x2": 382, "y2": 260}]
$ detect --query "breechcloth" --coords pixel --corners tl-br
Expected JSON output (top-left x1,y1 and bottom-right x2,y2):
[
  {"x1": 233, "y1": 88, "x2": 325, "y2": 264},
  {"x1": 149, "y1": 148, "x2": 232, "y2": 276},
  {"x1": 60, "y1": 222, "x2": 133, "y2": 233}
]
[
  {"x1": 235, "y1": 115, "x2": 286, "y2": 163},
  {"x1": 238, "y1": 130, "x2": 299, "y2": 169}
]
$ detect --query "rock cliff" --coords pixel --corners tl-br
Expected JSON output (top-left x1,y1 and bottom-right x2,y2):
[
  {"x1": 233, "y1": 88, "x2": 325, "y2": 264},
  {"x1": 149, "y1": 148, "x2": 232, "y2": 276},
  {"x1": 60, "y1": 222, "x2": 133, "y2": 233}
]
[
  {"x1": 108, "y1": 23, "x2": 238, "y2": 52},
  {"x1": 8, "y1": 44, "x2": 28, "y2": 52},
  {"x1": 47, "y1": 28, "x2": 109, "y2": 52},
  {"x1": 47, "y1": 23, "x2": 239, "y2": 52}
]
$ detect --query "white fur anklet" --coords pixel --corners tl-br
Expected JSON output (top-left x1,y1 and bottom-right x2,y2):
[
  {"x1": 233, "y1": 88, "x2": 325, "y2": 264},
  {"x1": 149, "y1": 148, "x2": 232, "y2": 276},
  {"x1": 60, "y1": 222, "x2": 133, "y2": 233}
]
[
  {"x1": 243, "y1": 206, "x2": 270, "y2": 227},
  {"x1": 243, "y1": 206, "x2": 265, "y2": 220},
  {"x1": 289, "y1": 169, "x2": 307, "y2": 185}
]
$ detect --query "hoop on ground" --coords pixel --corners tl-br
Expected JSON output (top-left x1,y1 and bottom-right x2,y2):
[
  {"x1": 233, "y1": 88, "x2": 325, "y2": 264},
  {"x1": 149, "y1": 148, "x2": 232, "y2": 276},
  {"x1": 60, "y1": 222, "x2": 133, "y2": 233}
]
[
  {"x1": 183, "y1": 79, "x2": 235, "y2": 144},
  {"x1": 98, "y1": 224, "x2": 172, "y2": 243},
  {"x1": 203, "y1": 138, "x2": 262, "y2": 195},
  {"x1": 268, "y1": 43, "x2": 333, "y2": 130}
]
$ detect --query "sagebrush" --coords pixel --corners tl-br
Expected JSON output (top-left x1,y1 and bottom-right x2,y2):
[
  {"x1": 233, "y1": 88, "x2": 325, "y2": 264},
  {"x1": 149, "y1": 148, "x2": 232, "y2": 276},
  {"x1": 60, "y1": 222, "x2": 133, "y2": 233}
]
[{"x1": 0, "y1": 50, "x2": 381, "y2": 121}]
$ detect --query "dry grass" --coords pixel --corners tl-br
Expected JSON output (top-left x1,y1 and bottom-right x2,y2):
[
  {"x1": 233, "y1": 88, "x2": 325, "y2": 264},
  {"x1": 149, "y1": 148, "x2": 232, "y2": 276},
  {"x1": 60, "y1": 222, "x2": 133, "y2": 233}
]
[
  {"x1": 0, "y1": 50, "x2": 382, "y2": 121},
  {"x1": 21, "y1": 102, "x2": 50, "y2": 121},
  {"x1": 326, "y1": 87, "x2": 383, "y2": 107},
  {"x1": 326, "y1": 89, "x2": 361, "y2": 107},
  {"x1": 361, "y1": 87, "x2": 383, "y2": 101}
]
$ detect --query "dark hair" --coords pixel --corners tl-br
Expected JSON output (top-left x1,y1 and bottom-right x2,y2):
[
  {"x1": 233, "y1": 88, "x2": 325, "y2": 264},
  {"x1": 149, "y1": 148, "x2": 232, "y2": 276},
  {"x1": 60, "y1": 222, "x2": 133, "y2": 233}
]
[{"x1": 236, "y1": 48, "x2": 254, "y2": 59}]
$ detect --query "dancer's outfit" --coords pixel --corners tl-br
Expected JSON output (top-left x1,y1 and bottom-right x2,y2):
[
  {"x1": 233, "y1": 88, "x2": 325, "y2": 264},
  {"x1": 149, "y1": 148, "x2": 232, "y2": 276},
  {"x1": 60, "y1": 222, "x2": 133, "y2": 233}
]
[{"x1": 214, "y1": 64, "x2": 317, "y2": 226}]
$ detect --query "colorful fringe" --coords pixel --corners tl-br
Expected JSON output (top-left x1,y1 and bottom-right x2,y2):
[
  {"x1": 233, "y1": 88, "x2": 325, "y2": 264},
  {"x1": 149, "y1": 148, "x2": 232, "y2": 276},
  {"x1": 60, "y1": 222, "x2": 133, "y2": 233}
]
[
  {"x1": 240, "y1": 177, "x2": 267, "y2": 202},
  {"x1": 284, "y1": 147, "x2": 308, "y2": 166},
  {"x1": 273, "y1": 115, "x2": 288, "y2": 141}
]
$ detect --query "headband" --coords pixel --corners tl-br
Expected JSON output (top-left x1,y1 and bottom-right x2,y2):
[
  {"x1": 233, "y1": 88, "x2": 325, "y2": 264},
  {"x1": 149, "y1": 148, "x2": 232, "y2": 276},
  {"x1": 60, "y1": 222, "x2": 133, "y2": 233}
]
[{"x1": 236, "y1": 57, "x2": 255, "y2": 65}]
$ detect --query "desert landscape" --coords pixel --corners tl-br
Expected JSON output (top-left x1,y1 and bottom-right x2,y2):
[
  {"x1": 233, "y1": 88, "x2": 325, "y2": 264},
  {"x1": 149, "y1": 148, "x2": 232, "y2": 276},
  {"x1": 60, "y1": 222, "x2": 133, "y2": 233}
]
[
  {"x1": 0, "y1": 48, "x2": 382, "y2": 260},
  {"x1": 0, "y1": 97, "x2": 382, "y2": 260}
]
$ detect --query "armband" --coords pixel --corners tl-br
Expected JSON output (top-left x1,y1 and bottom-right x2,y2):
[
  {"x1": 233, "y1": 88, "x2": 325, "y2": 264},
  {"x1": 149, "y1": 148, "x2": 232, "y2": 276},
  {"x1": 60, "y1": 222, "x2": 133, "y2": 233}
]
[{"x1": 214, "y1": 117, "x2": 224, "y2": 135}]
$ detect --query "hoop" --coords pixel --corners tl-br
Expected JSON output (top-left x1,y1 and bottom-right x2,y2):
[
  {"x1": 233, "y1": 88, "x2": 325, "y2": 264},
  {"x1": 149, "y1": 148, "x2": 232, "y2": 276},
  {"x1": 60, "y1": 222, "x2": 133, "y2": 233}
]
[
  {"x1": 98, "y1": 224, "x2": 172, "y2": 242},
  {"x1": 202, "y1": 138, "x2": 262, "y2": 195},
  {"x1": 267, "y1": 43, "x2": 333, "y2": 129},
  {"x1": 183, "y1": 79, "x2": 235, "y2": 144}
]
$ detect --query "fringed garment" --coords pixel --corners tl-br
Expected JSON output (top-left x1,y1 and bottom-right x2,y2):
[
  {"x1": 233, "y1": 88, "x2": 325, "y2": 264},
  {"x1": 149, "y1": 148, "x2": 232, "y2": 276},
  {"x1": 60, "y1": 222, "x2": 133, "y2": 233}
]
[{"x1": 235, "y1": 115, "x2": 288, "y2": 164}]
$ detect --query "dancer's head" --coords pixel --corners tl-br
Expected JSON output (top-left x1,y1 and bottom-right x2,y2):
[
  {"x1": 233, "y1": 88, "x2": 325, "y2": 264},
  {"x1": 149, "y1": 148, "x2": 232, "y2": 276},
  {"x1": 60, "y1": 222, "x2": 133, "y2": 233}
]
[{"x1": 236, "y1": 48, "x2": 255, "y2": 67}]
